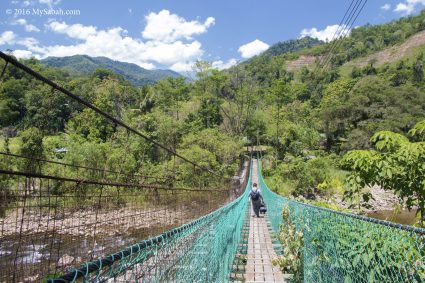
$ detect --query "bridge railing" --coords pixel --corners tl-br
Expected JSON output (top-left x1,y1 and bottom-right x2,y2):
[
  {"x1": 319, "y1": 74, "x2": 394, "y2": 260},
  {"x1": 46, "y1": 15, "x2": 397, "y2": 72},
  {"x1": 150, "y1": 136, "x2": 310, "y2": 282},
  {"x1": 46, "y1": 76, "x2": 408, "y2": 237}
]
[
  {"x1": 0, "y1": 171, "x2": 230, "y2": 282},
  {"x1": 258, "y1": 160, "x2": 425, "y2": 282},
  {"x1": 48, "y1": 160, "x2": 251, "y2": 282},
  {"x1": 0, "y1": 51, "x2": 248, "y2": 282}
]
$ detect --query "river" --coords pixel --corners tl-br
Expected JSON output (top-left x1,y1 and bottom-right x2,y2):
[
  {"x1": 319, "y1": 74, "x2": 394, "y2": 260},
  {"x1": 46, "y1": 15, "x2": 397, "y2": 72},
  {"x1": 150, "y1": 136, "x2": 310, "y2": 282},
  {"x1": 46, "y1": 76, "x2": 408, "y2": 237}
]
[{"x1": 367, "y1": 209, "x2": 418, "y2": 226}]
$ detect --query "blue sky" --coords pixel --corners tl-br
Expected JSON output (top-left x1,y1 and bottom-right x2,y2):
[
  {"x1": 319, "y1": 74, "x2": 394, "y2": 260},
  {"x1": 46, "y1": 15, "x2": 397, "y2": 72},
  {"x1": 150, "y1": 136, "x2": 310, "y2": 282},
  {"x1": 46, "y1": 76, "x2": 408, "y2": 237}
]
[{"x1": 0, "y1": 0, "x2": 424, "y2": 72}]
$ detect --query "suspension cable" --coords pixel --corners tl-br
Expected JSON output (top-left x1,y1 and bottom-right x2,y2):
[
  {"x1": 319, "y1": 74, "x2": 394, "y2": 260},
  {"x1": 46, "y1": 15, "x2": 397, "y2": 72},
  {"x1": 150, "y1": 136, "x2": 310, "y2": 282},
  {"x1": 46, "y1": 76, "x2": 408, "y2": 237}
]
[
  {"x1": 0, "y1": 169, "x2": 227, "y2": 192},
  {"x1": 0, "y1": 151, "x2": 170, "y2": 181}
]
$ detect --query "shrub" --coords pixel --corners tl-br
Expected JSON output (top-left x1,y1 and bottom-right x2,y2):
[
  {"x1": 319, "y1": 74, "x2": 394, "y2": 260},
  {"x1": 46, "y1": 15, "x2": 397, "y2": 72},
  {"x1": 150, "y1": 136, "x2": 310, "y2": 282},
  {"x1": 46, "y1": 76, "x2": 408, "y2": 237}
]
[{"x1": 272, "y1": 207, "x2": 304, "y2": 282}]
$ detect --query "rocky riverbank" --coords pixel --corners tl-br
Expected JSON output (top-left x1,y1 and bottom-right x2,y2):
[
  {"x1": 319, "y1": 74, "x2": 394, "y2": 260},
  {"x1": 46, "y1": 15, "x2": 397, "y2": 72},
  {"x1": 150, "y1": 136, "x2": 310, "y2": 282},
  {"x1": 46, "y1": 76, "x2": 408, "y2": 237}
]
[{"x1": 334, "y1": 185, "x2": 401, "y2": 213}]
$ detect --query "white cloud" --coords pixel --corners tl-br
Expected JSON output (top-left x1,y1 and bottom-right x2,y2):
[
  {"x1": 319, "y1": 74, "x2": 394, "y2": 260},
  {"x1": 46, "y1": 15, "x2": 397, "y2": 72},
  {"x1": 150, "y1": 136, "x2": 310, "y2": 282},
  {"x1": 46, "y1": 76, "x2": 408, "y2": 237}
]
[
  {"x1": 169, "y1": 61, "x2": 195, "y2": 72},
  {"x1": 0, "y1": 31, "x2": 39, "y2": 51},
  {"x1": 140, "y1": 40, "x2": 203, "y2": 65},
  {"x1": 138, "y1": 62, "x2": 156, "y2": 70},
  {"x1": 13, "y1": 19, "x2": 40, "y2": 32},
  {"x1": 0, "y1": 31, "x2": 17, "y2": 45},
  {"x1": 381, "y1": 3, "x2": 391, "y2": 11},
  {"x1": 46, "y1": 21, "x2": 97, "y2": 40},
  {"x1": 212, "y1": 58, "x2": 237, "y2": 70},
  {"x1": 12, "y1": 49, "x2": 35, "y2": 59},
  {"x1": 395, "y1": 3, "x2": 412, "y2": 14},
  {"x1": 300, "y1": 24, "x2": 350, "y2": 42},
  {"x1": 394, "y1": 0, "x2": 425, "y2": 14},
  {"x1": 169, "y1": 58, "x2": 238, "y2": 72},
  {"x1": 5, "y1": 11, "x2": 218, "y2": 72},
  {"x1": 38, "y1": 0, "x2": 60, "y2": 6},
  {"x1": 18, "y1": 37, "x2": 39, "y2": 49},
  {"x1": 238, "y1": 39, "x2": 269, "y2": 58},
  {"x1": 142, "y1": 10, "x2": 215, "y2": 43},
  {"x1": 9, "y1": 18, "x2": 208, "y2": 71},
  {"x1": 14, "y1": 0, "x2": 60, "y2": 7}
]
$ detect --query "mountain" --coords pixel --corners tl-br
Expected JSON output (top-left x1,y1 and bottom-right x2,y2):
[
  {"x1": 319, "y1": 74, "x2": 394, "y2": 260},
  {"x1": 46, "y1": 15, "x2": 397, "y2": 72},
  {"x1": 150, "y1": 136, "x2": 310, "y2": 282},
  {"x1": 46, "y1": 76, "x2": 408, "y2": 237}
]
[
  {"x1": 262, "y1": 36, "x2": 323, "y2": 58},
  {"x1": 235, "y1": 36, "x2": 324, "y2": 70},
  {"x1": 41, "y1": 55, "x2": 180, "y2": 86}
]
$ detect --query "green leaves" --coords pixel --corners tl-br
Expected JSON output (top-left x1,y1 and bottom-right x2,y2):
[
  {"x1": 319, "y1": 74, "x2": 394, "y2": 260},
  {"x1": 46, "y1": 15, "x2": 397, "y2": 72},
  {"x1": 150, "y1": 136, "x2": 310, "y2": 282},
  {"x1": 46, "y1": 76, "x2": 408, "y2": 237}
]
[
  {"x1": 342, "y1": 150, "x2": 380, "y2": 172},
  {"x1": 0, "y1": 78, "x2": 26, "y2": 127},
  {"x1": 273, "y1": 207, "x2": 304, "y2": 282},
  {"x1": 371, "y1": 131, "x2": 409, "y2": 152},
  {"x1": 409, "y1": 120, "x2": 425, "y2": 141},
  {"x1": 19, "y1": 127, "x2": 44, "y2": 173},
  {"x1": 343, "y1": 122, "x2": 425, "y2": 226}
]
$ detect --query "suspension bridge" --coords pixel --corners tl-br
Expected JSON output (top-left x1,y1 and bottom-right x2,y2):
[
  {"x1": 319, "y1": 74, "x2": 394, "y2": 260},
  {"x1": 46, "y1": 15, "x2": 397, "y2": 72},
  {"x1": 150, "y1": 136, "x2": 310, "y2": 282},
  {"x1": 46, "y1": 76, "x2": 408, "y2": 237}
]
[{"x1": 0, "y1": 51, "x2": 425, "y2": 283}]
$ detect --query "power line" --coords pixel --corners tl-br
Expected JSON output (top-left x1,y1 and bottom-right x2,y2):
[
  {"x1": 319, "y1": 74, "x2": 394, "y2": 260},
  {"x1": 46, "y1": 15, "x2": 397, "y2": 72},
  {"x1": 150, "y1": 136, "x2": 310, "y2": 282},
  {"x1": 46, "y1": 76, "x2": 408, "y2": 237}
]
[
  {"x1": 321, "y1": 0, "x2": 368, "y2": 70},
  {"x1": 292, "y1": 0, "x2": 368, "y2": 102},
  {"x1": 318, "y1": 0, "x2": 361, "y2": 70},
  {"x1": 312, "y1": 0, "x2": 358, "y2": 74},
  {"x1": 280, "y1": 0, "x2": 368, "y2": 145},
  {"x1": 0, "y1": 51, "x2": 221, "y2": 177}
]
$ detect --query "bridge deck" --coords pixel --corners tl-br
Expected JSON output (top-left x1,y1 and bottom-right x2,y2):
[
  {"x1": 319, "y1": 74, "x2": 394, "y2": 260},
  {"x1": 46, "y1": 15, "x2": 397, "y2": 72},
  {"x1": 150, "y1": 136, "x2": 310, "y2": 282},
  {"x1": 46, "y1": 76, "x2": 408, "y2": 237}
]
[{"x1": 245, "y1": 160, "x2": 285, "y2": 283}]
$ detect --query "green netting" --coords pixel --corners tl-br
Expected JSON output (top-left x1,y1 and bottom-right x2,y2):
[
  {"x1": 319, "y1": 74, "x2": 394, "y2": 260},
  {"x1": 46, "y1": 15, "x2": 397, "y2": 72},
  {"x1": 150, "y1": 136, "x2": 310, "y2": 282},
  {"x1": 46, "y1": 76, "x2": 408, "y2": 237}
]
[
  {"x1": 49, "y1": 164, "x2": 252, "y2": 283},
  {"x1": 259, "y1": 160, "x2": 425, "y2": 282}
]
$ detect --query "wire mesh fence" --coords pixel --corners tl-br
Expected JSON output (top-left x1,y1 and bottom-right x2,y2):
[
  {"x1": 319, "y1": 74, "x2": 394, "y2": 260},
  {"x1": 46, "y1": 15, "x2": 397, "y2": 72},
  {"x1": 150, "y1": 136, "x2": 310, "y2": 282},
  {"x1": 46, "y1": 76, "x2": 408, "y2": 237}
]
[
  {"x1": 0, "y1": 151, "x2": 240, "y2": 282},
  {"x1": 47, "y1": 160, "x2": 251, "y2": 282},
  {"x1": 259, "y1": 160, "x2": 425, "y2": 283}
]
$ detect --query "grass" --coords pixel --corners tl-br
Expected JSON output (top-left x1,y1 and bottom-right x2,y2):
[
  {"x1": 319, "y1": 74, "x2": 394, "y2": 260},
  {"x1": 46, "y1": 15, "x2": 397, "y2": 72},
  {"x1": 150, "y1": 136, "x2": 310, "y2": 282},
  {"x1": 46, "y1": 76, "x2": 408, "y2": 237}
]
[
  {"x1": 263, "y1": 155, "x2": 348, "y2": 199},
  {"x1": 265, "y1": 175, "x2": 295, "y2": 197}
]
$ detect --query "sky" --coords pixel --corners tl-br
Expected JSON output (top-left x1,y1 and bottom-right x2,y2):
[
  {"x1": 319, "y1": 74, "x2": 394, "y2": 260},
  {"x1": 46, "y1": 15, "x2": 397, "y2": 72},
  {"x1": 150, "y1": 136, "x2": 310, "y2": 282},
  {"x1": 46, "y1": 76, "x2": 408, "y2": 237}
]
[{"x1": 1, "y1": 0, "x2": 424, "y2": 73}]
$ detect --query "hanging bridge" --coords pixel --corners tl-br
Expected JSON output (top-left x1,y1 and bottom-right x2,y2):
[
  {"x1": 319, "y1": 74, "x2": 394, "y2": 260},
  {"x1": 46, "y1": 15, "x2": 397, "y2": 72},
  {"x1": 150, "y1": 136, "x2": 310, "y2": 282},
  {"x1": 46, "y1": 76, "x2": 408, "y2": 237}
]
[{"x1": 0, "y1": 52, "x2": 425, "y2": 283}]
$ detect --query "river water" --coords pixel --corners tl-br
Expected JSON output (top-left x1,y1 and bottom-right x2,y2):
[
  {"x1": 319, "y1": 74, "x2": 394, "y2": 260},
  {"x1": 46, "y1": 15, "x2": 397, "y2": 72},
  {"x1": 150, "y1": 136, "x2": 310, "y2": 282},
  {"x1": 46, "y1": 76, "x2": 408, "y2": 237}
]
[{"x1": 367, "y1": 209, "x2": 418, "y2": 226}]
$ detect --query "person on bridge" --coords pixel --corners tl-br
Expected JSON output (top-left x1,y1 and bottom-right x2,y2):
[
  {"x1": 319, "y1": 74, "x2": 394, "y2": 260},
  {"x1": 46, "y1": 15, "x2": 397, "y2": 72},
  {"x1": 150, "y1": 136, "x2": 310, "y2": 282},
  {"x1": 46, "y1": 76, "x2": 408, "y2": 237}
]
[{"x1": 249, "y1": 183, "x2": 263, "y2": 217}]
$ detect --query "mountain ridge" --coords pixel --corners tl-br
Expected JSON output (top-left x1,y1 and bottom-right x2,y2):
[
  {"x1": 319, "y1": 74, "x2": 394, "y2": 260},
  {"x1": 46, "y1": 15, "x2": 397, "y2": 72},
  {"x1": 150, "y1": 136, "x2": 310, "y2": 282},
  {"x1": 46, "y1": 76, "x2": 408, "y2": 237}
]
[
  {"x1": 262, "y1": 36, "x2": 323, "y2": 58},
  {"x1": 41, "y1": 55, "x2": 180, "y2": 86}
]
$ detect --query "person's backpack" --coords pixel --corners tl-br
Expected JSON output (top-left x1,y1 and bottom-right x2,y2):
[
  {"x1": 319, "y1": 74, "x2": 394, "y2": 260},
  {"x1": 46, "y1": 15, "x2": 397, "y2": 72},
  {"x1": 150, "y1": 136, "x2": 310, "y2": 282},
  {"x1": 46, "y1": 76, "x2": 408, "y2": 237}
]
[{"x1": 251, "y1": 190, "x2": 260, "y2": 201}]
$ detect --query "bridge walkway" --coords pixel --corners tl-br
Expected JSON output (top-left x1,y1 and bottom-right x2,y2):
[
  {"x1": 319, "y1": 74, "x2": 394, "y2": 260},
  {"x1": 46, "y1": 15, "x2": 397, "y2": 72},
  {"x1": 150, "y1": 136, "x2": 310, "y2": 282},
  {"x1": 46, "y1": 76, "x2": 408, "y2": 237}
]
[{"x1": 245, "y1": 160, "x2": 285, "y2": 282}]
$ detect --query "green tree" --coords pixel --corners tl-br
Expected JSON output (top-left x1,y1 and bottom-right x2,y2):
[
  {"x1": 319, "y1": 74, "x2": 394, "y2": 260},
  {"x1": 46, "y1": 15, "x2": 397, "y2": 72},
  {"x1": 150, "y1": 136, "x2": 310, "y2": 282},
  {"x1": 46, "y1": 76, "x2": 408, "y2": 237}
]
[
  {"x1": 220, "y1": 68, "x2": 261, "y2": 136},
  {"x1": 412, "y1": 53, "x2": 423, "y2": 85},
  {"x1": 19, "y1": 127, "x2": 44, "y2": 173},
  {"x1": 197, "y1": 97, "x2": 223, "y2": 128},
  {"x1": 67, "y1": 108, "x2": 115, "y2": 142},
  {"x1": 389, "y1": 61, "x2": 409, "y2": 86},
  {"x1": 0, "y1": 79, "x2": 25, "y2": 127},
  {"x1": 318, "y1": 78, "x2": 357, "y2": 151},
  {"x1": 23, "y1": 84, "x2": 70, "y2": 133},
  {"x1": 343, "y1": 122, "x2": 425, "y2": 226},
  {"x1": 151, "y1": 77, "x2": 190, "y2": 118},
  {"x1": 168, "y1": 128, "x2": 242, "y2": 187}
]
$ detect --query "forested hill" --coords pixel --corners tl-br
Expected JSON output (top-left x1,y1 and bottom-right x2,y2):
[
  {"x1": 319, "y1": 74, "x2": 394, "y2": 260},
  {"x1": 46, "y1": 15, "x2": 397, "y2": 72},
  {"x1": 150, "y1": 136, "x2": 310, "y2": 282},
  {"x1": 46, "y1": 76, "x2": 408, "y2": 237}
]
[
  {"x1": 261, "y1": 36, "x2": 323, "y2": 58},
  {"x1": 230, "y1": 10, "x2": 425, "y2": 218},
  {"x1": 228, "y1": 9, "x2": 425, "y2": 154},
  {"x1": 42, "y1": 55, "x2": 180, "y2": 86}
]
